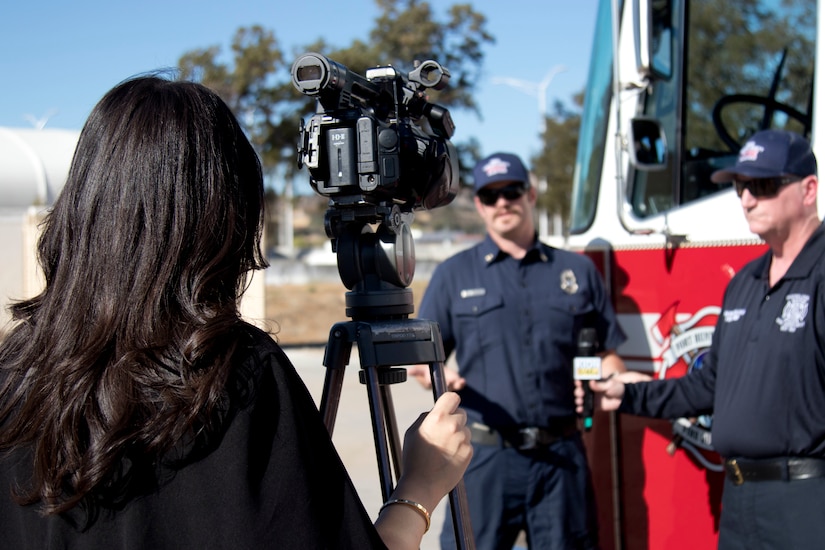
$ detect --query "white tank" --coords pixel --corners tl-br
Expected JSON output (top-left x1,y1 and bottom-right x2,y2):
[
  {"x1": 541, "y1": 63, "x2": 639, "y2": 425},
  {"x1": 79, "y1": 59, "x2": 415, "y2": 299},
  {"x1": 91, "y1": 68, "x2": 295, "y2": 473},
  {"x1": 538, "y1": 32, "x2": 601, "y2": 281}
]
[{"x1": 0, "y1": 127, "x2": 79, "y2": 208}]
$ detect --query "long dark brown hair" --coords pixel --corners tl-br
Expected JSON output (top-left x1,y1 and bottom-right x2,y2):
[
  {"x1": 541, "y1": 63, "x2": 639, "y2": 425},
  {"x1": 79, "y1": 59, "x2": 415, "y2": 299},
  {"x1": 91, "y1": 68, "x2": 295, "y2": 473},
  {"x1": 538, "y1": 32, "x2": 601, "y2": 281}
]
[{"x1": 0, "y1": 75, "x2": 267, "y2": 515}]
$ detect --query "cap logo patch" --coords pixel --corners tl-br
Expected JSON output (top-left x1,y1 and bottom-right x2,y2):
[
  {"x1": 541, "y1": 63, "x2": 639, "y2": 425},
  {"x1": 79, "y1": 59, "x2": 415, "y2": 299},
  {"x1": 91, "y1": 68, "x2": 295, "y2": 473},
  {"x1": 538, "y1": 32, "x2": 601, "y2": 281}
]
[
  {"x1": 482, "y1": 157, "x2": 511, "y2": 177},
  {"x1": 738, "y1": 140, "x2": 764, "y2": 163}
]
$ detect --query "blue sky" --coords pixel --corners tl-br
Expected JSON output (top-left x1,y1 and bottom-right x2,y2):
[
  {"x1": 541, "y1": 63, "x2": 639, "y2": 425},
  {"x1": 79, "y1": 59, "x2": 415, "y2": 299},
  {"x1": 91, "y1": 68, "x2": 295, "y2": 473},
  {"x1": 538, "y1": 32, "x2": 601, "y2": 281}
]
[{"x1": 1, "y1": 0, "x2": 598, "y2": 163}]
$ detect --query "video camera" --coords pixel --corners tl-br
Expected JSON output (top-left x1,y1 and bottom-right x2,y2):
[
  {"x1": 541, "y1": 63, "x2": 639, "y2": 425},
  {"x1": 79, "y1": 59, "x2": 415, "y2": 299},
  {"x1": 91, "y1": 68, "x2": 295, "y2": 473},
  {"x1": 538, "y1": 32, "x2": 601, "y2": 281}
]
[{"x1": 292, "y1": 52, "x2": 459, "y2": 225}]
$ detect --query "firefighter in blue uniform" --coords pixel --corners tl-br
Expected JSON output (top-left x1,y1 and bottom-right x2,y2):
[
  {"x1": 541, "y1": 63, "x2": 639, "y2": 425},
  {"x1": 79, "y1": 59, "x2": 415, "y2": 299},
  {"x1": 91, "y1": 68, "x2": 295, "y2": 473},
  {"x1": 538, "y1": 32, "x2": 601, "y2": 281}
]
[
  {"x1": 409, "y1": 152, "x2": 626, "y2": 550},
  {"x1": 594, "y1": 129, "x2": 825, "y2": 550}
]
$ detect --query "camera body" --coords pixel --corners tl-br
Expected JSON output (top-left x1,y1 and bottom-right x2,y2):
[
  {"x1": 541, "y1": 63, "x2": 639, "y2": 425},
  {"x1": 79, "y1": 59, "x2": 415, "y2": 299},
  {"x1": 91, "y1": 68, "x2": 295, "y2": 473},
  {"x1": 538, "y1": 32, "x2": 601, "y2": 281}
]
[{"x1": 292, "y1": 53, "x2": 459, "y2": 216}]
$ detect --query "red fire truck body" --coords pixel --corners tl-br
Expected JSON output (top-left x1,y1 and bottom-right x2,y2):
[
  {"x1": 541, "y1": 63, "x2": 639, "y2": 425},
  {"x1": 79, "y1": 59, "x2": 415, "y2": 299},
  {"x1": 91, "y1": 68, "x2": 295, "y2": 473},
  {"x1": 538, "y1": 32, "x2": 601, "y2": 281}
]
[{"x1": 570, "y1": 1, "x2": 821, "y2": 548}]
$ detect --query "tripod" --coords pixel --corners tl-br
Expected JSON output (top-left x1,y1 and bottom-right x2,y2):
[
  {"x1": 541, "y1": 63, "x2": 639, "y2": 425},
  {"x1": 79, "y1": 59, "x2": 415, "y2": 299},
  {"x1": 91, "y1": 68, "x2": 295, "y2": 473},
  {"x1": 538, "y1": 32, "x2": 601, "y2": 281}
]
[{"x1": 318, "y1": 211, "x2": 475, "y2": 549}]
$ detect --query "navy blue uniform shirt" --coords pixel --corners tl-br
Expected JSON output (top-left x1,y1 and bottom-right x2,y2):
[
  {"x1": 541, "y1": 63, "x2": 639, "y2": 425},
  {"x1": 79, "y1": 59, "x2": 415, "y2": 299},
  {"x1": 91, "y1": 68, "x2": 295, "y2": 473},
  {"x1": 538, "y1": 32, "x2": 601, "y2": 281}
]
[
  {"x1": 419, "y1": 235, "x2": 626, "y2": 428},
  {"x1": 622, "y1": 221, "x2": 825, "y2": 459}
]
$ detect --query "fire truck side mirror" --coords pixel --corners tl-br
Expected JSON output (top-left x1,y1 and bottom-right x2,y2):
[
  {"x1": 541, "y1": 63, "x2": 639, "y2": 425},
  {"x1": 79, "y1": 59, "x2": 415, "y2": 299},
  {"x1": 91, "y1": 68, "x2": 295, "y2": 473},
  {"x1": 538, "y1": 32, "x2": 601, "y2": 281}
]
[{"x1": 629, "y1": 117, "x2": 668, "y2": 171}]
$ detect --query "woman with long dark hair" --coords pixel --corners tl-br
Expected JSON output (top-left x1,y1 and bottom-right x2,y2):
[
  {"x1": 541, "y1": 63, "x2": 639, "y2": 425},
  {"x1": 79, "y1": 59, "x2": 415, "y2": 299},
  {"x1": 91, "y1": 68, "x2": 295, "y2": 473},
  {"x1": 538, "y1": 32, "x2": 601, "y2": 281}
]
[{"x1": 0, "y1": 75, "x2": 471, "y2": 549}]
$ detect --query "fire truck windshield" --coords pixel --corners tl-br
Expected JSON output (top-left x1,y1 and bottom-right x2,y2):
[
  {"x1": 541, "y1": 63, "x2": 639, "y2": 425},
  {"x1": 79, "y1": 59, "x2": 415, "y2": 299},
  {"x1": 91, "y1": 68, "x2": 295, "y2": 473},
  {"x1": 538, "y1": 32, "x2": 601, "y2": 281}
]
[
  {"x1": 570, "y1": 0, "x2": 816, "y2": 233},
  {"x1": 570, "y1": 0, "x2": 615, "y2": 234}
]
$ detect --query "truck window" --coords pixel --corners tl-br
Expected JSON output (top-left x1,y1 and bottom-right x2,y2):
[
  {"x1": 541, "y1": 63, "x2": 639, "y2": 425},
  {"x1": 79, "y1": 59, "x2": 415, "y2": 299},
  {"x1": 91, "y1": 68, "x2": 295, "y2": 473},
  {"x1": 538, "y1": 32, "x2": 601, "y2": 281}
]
[
  {"x1": 631, "y1": 0, "x2": 815, "y2": 219},
  {"x1": 570, "y1": 0, "x2": 616, "y2": 233}
]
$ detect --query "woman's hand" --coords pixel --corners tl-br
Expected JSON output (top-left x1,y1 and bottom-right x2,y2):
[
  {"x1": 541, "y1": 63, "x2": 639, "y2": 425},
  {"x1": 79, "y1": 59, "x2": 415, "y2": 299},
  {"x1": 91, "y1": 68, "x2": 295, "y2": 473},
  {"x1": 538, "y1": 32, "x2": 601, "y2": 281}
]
[{"x1": 375, "y1": 392, "x2": 472, "y2": 549}]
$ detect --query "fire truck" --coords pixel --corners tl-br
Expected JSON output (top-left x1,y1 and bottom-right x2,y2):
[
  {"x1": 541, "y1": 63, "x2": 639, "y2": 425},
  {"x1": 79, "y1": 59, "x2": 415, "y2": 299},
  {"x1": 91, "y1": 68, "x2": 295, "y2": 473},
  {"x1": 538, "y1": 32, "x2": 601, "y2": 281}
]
[{"x1": 571, "y1": 0, "x2": 820, "y2": 548}]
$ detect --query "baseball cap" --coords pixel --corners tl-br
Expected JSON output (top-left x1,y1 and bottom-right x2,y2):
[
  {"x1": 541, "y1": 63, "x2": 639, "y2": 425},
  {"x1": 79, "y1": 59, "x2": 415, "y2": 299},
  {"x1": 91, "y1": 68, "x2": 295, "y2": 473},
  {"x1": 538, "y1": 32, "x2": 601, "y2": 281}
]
[
  {"x1": 710, "y1": 129, "x2": 817, "y2": 183},
  {"x1": 472, "y1": 152, "x2": 529, "y2": 192}
]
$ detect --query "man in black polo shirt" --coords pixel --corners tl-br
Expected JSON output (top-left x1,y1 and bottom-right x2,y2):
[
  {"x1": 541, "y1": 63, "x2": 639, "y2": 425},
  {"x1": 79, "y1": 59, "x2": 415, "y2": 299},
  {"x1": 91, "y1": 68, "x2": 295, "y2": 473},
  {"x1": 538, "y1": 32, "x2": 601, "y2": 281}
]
[
  {"x1": 409, "y1": 152, "x2": 627, "y2": 549},
  {"x1": 593, "y1": 129, "x2": 825, "y2": 549}
]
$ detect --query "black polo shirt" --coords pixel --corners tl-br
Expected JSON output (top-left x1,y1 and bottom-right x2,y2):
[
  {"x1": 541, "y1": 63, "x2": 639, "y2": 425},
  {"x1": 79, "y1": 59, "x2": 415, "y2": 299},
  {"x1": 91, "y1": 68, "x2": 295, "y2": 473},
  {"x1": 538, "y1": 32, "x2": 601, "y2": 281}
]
[
  {"x1": 419, "y1": 235, "x2": 625, "y2": 428},
  {"x1": 622, "y1": 221, "x2": 825, "y2": 459}
]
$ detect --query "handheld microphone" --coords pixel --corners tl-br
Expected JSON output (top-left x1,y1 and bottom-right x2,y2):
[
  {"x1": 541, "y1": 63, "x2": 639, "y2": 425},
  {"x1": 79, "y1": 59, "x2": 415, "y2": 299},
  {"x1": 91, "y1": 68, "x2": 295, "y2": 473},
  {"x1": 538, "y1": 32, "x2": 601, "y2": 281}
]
[{"x1": 574, "y1": 328, "x2": 601, "y2": 431}]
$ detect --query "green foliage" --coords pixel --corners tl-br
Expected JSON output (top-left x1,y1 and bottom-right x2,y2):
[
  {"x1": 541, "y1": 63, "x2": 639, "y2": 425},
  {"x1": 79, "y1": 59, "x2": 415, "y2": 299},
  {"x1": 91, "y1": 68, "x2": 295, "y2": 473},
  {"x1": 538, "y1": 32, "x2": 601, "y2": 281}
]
[
  {"x1": 179, "y1": 25, "x2": 301, "y2": 177},
  {"x1": 177, "y1": 0, "x2": 493, "y2": 184},
  {"x1": 531, "y1": 93, "x2": 583, "y2": 235},
  {"x1": 177, "y1": 0, "x2": 494, "y2": 248},
  {"x1": 684, "y1": 0, "x2": 815, "y2": 151}
]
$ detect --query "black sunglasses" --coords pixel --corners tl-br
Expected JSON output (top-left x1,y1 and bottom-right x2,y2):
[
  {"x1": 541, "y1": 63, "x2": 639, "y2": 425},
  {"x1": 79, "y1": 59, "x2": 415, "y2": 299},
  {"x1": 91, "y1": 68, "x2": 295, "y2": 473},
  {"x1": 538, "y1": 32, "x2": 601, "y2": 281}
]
[
  {"x1": 477, "y1": 182, "x2": 528, "y2": 206},
  {"x1": 733, "y1": 177, "x2": 799, "y2": 198}
]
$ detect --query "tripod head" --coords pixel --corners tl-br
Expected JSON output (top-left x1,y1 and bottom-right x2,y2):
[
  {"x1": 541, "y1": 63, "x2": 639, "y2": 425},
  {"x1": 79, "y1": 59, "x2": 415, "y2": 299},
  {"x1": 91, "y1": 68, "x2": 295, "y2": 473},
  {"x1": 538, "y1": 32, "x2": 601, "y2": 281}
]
[{"x1": 327, "y1": 203, "x2": 416, "y2": 321}]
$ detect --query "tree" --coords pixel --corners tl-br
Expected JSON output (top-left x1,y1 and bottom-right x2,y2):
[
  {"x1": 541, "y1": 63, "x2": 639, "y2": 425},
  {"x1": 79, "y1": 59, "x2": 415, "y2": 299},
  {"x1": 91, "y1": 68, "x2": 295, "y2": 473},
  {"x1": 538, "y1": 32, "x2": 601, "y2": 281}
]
[
  {"x1": 178, "y1": 0, "x2": 493, "y2": 181},
  {"x1": 178, "y1": 25, "x2": 301, "y2": 177},
  {"x1": 684, "y1": 0, "x2": 815, "y2": 151},
  {"x1": 177, "y1": 0, "x2": 494, "y2": 248},
  {"x1": 531, "y1": 93, "x2": 583, "y2": 236},
  {"x1": 320, "y1": 0, "x2": 492, "y2": 113}
]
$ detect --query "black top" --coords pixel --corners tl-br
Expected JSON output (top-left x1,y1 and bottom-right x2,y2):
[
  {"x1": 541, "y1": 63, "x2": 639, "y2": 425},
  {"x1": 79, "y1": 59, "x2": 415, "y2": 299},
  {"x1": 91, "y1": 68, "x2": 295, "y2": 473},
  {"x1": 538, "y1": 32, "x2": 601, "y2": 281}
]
[
  {"x1": 622, "y1": 222, "x2": 825, "y2": 459},
  {"x1": 419, "y1": 235, "x2": 626, "y2": 427},
  {"x1": 0, "y1": 324, "x2": 387, "y2": 549}
]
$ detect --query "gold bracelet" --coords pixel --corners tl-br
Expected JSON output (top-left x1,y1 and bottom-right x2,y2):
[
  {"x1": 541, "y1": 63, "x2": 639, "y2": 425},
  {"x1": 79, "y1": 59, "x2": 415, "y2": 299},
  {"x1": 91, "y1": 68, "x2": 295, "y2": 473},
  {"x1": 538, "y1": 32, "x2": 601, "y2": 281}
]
[{"x1": 380, "y1": 498, "x2": 431, "y2": 533}]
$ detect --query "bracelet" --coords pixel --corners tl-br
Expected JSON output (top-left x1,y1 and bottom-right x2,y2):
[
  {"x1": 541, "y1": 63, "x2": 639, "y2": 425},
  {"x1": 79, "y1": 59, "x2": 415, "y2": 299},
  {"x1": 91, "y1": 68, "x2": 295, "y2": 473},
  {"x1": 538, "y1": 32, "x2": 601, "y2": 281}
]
[{"x1": 380, "y1": 498, "x2": 431, "y2": 533}]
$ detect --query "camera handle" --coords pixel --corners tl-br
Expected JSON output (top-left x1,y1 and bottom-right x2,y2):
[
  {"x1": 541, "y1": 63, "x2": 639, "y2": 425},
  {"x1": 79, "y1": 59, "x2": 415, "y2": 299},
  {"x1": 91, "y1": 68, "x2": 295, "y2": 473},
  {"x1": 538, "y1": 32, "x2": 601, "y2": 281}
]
[{"x1": 318, "y1": 217, "x2": 475, "y2": 549}]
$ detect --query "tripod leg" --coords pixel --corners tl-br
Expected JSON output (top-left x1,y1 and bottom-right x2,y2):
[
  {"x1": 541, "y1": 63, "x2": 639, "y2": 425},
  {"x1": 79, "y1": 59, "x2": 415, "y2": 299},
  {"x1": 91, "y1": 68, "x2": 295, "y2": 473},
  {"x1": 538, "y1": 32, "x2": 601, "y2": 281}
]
[
  {"x1": 379, "y1": 384, "x2": 404, "y2": 480},
  {"x1": 319, "y1": 322, "x2": 354, "y2": 435},
  {"x1": 430, "y1": 360, "x2": 476, "y2": 550},
  {"x1": 319, "y1": 367, "x2": 345, "y2": 435},
  {"x1": 320, "y1": 317, "x2": 475, "y2": 548},
  {"x1": 363, "y1": 365, "x2": 396, "y2": 500}
]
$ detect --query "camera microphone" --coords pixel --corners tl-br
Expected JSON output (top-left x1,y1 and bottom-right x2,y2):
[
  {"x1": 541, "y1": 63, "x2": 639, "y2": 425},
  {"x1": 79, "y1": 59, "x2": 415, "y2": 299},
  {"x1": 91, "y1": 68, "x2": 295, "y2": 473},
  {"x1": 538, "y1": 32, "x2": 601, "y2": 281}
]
[{"x1": 574, "y1": 328, "x2": 601, "y2": 431}]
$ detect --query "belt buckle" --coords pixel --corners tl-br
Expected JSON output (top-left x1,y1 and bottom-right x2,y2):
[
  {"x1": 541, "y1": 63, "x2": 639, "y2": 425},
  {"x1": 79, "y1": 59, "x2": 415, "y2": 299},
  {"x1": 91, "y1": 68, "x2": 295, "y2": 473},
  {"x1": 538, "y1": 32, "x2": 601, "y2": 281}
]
[
  {"x1": 518, "y1": 427, "x2": 539, "y2": 450},
  {"x1": 728, "y1": 459, "x2": 745, "y2": 486}
]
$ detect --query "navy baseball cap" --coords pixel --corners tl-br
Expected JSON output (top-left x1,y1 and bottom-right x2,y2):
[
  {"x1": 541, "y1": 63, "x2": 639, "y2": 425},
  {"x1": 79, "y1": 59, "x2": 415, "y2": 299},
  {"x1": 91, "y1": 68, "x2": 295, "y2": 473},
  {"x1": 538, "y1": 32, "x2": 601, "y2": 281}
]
[
  {"x1": 710, "y1": 129, "x2": 817, "y2": 183},
  {"x1": 472, "y1": 152, "x2": 529, "y2": 192}
]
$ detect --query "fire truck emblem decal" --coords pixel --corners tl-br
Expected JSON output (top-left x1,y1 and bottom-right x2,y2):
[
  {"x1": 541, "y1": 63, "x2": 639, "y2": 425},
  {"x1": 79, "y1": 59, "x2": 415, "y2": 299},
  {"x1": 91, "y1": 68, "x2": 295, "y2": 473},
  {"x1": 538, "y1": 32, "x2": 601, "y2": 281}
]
[
  {"x1": 652, "y1": 303, "x2": 720, "y2": 377},
  {"x1": 776, "y1": 293, "x2": 809, "y2": 333},
  {"x1": 652, "y1": 302, "x2": 721, "y2": 459}
]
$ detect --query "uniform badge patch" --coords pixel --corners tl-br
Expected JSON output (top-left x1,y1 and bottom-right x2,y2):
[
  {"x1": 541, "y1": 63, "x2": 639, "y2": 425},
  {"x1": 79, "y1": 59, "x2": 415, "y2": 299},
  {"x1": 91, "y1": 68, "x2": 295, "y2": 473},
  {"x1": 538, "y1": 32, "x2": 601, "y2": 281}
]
[
  {"x1": 460, "y1": 288, "x2": 486, "y2": 299},
  {"x1": 560, "y1": 269, "x2": 579, "y2": 294},
  {"x1": 776, "y1": 293, "x2": 809, "y2": 333}
]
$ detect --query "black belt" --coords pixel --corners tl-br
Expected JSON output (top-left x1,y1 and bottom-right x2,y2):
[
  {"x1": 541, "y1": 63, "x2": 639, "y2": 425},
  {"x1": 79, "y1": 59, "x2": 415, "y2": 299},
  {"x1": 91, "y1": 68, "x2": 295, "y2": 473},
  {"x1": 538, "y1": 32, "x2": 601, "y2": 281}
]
[
  {"x1": 725, "y1": 458, "x2": 825, "y2": 485},
  {"x1": 470, "y1": 419, "x2": 579, "y2": 450}
]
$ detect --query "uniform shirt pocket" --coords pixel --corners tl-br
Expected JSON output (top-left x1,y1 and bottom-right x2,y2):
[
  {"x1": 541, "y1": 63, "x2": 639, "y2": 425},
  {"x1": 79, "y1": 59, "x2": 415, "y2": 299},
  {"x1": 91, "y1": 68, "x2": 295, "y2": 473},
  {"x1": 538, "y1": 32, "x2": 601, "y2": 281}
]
[
  {"x1": 544, "y1": 294, "x2": 597, "y2": 347},
  {"x1": 453, "y1": 292, "x2": 505, "y2": 349}
]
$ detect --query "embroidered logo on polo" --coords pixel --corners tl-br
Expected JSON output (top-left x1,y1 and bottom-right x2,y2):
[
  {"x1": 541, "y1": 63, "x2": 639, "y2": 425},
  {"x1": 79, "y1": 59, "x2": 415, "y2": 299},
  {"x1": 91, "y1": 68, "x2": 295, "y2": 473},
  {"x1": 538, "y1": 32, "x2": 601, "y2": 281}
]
[
  {"x1": 776, "y1": 293, "x2": 809, "y2": 333},
  {"x1": 722, "y1": 308, "x2": 746, "y2": 323},
  {"x1": 560, "y1": 270, "x2": 579, "y2": 294}
]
